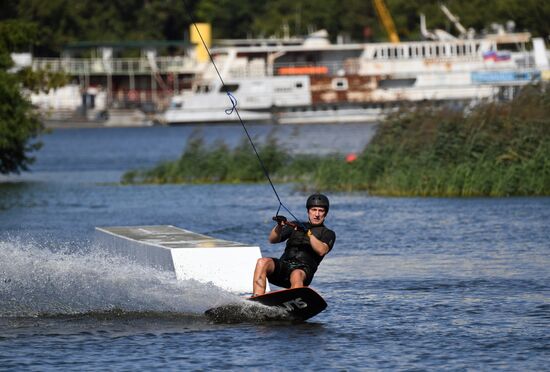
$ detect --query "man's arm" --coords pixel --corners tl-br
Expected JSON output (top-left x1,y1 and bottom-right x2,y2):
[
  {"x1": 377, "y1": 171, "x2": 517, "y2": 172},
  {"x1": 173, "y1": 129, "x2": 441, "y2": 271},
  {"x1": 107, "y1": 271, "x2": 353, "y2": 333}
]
[
  {"x1": 268, "y1": 223, "x2": 284, "y2": 243},
  {"x1": 307, "y1": 230, "x2": 330, "y2": 256}
]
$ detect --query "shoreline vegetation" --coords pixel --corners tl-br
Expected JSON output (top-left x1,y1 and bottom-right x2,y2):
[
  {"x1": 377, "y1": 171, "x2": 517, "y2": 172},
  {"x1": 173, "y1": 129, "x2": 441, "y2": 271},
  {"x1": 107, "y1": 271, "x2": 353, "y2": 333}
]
[{"x1": 122, "y1": 85, "x2": 550, "y2": 197}]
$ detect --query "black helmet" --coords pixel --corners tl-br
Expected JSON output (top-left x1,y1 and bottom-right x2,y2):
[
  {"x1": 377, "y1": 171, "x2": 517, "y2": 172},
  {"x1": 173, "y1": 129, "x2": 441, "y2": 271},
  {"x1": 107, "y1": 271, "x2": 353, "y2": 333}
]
[{"x1": 306, "y1": 193, "x2": 330, "y2": 213}]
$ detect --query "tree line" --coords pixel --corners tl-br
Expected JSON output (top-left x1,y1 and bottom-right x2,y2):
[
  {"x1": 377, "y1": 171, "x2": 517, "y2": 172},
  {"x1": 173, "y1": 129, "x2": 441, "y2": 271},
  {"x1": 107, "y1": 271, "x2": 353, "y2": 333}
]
[{"x1": 1, "y1": 0, "x2": 549, "y2": 56}]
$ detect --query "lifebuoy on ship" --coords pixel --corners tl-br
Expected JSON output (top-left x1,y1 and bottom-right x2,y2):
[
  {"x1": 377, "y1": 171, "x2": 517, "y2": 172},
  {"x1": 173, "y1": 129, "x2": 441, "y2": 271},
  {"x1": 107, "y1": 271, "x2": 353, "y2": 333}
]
[{"x1": 128, "y1": 89, "x2": 138, "y2": 101}]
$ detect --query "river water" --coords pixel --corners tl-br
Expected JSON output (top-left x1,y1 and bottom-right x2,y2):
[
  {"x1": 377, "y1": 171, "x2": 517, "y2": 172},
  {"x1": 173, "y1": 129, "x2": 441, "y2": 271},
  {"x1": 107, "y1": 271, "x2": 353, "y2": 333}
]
[{"x1": 0, "y1": 124, "x2": 548, "y2": 370}]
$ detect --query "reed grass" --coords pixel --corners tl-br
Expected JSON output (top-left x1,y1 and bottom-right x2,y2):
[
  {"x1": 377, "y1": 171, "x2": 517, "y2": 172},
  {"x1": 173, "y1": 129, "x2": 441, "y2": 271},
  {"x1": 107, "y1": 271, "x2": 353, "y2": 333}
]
[
  {"x1": 122, "y1": 134, "x2": 318, "y2": 185},
  {"x1": 320, "y1": 85, "x2": 550, "y2": 196},
  {"x1": 123, "y1": 85, "x2": 550, "y2": 197}
]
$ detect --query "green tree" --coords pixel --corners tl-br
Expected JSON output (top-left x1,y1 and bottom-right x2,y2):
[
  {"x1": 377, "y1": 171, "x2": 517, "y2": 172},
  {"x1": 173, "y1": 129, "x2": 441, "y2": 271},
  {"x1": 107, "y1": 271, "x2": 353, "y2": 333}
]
[
  {"x1": 1, "y1": 0, "x2": 198, "y2": 56},
  {"x1": 0, "y1": 20, "x2": 43, "y2": 174},
  {"x1": 2, "y1": 0, "x2": 549, "y2": 54}
]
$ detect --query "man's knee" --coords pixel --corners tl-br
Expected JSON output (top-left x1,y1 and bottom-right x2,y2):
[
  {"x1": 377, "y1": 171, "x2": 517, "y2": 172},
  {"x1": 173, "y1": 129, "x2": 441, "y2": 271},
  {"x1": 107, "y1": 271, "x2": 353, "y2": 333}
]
[
  {"x1": 289, "y1": 269, "x2": 306, "y2": 286},
  {"x1": 255, "y1": 257, "x2": 274, "y2": 274}
]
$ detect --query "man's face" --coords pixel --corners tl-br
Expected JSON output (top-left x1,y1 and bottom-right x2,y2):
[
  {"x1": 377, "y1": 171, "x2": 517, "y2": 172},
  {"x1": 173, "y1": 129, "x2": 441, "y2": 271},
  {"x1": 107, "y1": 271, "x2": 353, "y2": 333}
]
[{"x1": 308, "y1": 207, "x2": 327, "y2": 225}]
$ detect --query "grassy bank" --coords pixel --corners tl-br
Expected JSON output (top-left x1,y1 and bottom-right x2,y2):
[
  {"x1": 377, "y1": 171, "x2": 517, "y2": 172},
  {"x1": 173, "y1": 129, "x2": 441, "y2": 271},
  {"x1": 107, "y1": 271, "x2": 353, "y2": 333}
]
[
  {"x1": 333, "y1": 85, "x2": 550, "y2": 196},
  {"x1": 123, "y1": 85, "x2": 550, "y2": 196},
  {"x1": 122, "y1": 135, "x2": 321, "y2": 185}
]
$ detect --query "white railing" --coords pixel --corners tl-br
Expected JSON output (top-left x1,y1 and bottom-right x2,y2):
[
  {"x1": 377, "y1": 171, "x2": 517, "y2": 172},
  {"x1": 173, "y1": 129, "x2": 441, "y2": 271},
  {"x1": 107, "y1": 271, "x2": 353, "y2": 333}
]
[
  {"x1": 362, "y1": 39, "x2": 490, "y2": 60},
  {"x1": 32, "y1": 56, "x2": 200, "y2": 75}
]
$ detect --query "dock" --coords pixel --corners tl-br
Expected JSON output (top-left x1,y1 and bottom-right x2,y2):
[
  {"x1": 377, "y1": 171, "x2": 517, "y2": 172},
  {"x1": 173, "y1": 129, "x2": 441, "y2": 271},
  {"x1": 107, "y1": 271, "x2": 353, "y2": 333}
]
[{"x1": 95, "y1": 225, "x2": 268, "y2": 294}]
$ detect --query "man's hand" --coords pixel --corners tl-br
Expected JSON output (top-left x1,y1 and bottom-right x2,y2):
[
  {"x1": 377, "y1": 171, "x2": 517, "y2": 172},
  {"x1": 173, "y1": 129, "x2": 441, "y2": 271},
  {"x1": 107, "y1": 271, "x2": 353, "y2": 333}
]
[
  {"x1": 272, "y1": 215, "x2": 287, "y2": 226},
  {"x1": 269, "y1": 215, "x2": 287, "y2": 243},
  {"x1": 272, "y1": 215, "x2": 306, "y2": 231}
]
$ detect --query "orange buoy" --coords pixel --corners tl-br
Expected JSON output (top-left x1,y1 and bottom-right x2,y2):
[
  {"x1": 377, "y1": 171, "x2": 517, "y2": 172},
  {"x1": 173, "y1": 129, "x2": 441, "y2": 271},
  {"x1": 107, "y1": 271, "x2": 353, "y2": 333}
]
[{"x1": 346, "y1": 153, "x2": 358, "y2": 163}]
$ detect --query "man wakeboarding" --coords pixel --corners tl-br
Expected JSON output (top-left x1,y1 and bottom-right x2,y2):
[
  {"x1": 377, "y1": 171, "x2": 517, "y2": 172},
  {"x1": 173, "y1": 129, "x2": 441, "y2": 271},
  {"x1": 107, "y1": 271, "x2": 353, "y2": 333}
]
[{"x1": 252, "y1": 193, "x2": 336, "y2": 296}]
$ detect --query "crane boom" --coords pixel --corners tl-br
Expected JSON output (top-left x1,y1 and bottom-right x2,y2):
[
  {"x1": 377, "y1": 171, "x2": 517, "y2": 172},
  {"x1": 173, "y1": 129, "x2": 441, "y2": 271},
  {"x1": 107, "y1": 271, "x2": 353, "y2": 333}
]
[
  {"x1": 440, "y1": 5, "x2": 467, "y2": 37},
  {"x1": 373, "y1": 0, "x2": 400, "y2": 43}
]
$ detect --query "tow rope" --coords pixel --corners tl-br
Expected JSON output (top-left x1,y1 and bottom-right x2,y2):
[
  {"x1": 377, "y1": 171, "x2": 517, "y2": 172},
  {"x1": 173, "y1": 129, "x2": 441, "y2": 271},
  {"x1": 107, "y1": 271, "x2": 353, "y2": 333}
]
[{"x1": 182, "y1": 1, "x2": 305, "y2": 227}]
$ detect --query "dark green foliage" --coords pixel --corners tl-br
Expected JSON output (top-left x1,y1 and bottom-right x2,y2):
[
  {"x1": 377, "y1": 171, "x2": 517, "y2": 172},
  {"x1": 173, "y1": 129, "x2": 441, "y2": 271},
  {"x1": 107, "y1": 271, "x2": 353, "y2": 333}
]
[
  {"x1": 196, "y1": 0, "x2": 550, "y2": 41},
  {"x1": 0, "y1": 0, "x2": 198, "y2": 56},
  {"x1": 0, "y1": 71, "x2": 42, "y2": 174},
  {"x1": 122, "y1": 135, "x2": 306, "y2": 185},
  {"x1": 332, "y1": 85, "x2": 550, "y2": 196},
  {"x1": 0, "y1": 20, "x2": 38, "y2": 69},
  {"x1": 0, "y1": 20, "x2": 72, "y2": 175},
  {"x1": 0, "y1": 20, "x2": 44, "y2": 175},
  {"x1": 124, "y1": 86, "x2": 550, "y2": 197},
  {"x1": 1, "y1": 0, "x2": 549, "y2": 54},
  {"x1": 16, "y1": 68, "x2": 69, "y2": 93}
]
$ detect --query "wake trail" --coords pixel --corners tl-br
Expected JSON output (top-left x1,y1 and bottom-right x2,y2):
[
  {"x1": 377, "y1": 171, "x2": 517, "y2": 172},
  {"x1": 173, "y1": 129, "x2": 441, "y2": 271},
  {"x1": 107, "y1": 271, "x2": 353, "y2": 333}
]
[{"x1": 0, "y1": 238, "x2": 239, "y2": 318}]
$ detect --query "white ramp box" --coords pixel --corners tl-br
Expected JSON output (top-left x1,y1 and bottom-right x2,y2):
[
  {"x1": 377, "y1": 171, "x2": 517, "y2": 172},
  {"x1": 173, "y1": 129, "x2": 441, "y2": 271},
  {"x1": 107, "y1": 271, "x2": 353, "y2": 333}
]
[{"x1": 95, "y1": 225, "x2": 269, "y2": 293}]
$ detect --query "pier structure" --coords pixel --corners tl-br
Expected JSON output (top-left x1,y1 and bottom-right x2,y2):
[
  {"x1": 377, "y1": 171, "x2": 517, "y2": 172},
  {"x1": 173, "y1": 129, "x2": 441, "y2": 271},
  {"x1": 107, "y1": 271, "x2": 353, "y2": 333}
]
[{"x1": 32, "y1": 40, "x2": 202, "y2": 113}]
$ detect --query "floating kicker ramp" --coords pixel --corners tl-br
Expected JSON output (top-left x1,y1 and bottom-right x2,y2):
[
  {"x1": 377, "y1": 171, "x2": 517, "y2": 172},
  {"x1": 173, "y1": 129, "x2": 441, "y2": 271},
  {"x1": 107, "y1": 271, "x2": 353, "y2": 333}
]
[{"x1": 95, "y1": 225, "x2": 268, "y2": 293}]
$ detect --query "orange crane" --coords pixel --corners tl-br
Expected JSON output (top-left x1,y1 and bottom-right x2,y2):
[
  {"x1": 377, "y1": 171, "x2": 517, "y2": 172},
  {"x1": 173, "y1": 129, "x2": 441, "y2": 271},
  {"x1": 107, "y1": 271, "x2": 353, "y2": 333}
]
[{"x1": 373, "y1": 0, "x2": 400, "y2": 43}]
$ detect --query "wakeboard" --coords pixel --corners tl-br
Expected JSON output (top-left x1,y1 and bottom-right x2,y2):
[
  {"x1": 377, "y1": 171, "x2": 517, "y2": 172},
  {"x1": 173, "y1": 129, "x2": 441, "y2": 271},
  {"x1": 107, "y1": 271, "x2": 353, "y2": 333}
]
[{"x1": 205, "y1": 287, "x2": 327, "y2": 322}]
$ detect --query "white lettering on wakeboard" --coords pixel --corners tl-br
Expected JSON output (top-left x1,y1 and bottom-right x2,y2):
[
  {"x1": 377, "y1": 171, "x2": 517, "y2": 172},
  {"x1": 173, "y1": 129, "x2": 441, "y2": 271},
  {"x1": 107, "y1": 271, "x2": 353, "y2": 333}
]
[{"x1": 280, "y1": 297, "x2": 308, "y2": 311}]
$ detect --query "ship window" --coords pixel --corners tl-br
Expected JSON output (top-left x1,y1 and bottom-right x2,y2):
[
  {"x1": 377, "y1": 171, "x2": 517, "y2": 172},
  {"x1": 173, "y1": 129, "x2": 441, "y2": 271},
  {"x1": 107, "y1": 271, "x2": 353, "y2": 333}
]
[
  {"x1": 219, "y1": 84, "x2": 239, "y2": 93},
  {"x1": 332, "y1": 78, "x2": 348, "y2": 90},
  {"x1": 195, "y1": 84, "x2": 211, "y2": 93},
  {"x1": 379, "y1": 78, "x2": 416, "y2": 89}
]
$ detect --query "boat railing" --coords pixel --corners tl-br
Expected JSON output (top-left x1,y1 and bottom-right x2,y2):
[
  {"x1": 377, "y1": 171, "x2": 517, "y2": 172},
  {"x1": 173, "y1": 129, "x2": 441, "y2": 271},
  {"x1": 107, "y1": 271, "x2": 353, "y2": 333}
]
[
  {"x1": 32, "y1": 56, "x2": 200, "y2": 75},
  {"x1": 221, "y1": 54, "x2": 538, "y2": 79},
  {"x1": 362, "y1": 39, "x2": 489, "y2": 60}
]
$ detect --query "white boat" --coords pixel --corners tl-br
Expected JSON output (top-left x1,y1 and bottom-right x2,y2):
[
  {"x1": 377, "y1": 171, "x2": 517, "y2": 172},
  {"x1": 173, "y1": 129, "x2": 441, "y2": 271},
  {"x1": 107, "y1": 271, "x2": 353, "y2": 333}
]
[{"x1": 158, "y1": 27, "x2": 548, "y2": 125}]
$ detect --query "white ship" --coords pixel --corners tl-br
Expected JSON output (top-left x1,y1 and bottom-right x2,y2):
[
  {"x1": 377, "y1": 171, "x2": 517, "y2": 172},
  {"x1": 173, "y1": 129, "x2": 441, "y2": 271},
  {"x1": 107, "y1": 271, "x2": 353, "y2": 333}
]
[
  {"x1": 24, "y1": 10, "x2": 549, "y2": 127},
  {"x1": 159, "y1": 27, "x2": 547, "y2": 125}
]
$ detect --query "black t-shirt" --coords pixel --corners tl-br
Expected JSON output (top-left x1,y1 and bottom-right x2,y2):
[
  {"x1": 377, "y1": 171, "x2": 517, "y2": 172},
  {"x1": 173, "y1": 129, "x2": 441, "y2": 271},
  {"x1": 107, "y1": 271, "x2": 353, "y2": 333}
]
[{"x1": 279, "y1": 222, "x2": 336, "y2": 272}]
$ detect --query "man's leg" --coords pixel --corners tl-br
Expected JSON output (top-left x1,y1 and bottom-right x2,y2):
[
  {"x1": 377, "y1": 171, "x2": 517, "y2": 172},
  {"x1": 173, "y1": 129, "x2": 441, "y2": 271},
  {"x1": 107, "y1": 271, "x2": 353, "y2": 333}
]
[
  {"x1": 289, "y1": 269, "x2": 307, "y2": 289},
  {"x1": 252, "y1": 258, "x2": 275, "y2": 296}
]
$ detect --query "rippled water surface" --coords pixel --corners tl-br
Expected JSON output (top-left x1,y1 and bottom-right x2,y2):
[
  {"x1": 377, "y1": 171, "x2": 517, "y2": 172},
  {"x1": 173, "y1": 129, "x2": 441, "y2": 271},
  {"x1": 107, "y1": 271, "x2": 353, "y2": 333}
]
[{"x1": 0, "y1": 124, "x2": 548, "y2": 370}]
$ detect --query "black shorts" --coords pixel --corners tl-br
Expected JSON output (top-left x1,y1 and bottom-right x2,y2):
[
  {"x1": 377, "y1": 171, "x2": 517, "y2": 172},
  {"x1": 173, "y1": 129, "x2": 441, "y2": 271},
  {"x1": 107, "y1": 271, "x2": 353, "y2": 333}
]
[{"x1": 267, "y1": 258, "x2": 315, "y2": 288}]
